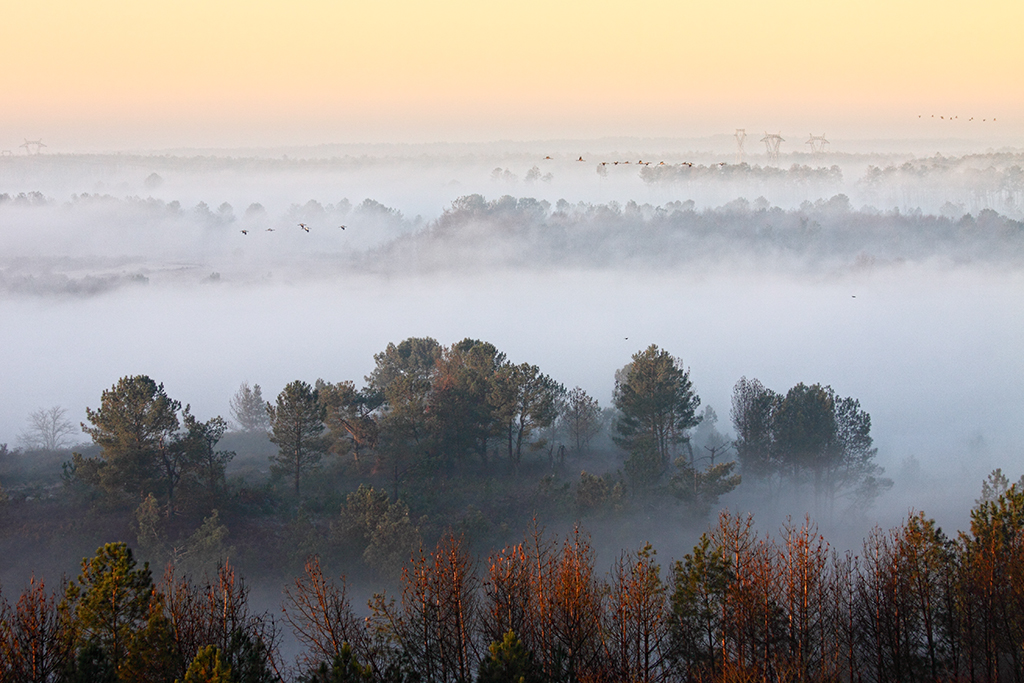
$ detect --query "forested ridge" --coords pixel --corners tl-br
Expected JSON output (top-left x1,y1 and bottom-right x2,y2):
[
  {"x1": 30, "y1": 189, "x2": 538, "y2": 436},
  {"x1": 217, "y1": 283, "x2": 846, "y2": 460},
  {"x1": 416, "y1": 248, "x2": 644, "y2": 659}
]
[
  {"x1": 3, "y1": 480, "x2": 1024, "y2": 681},
  {"x1": 1, "y1": 337, "x2": 1021, "y2": 681}
]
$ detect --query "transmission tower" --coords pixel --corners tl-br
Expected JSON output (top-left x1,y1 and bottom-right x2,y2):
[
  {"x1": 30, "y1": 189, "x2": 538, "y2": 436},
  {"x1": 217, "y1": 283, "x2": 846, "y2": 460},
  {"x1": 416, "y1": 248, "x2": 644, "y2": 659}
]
[
  {"x1": 805, "y1": 134, "x2": 829, "y2": 155},
  {"x1": 19, "y1": 139, "x2": 46, "y2": 155},
  {"x1": 734, "y1": 129, "x2": 746, "y2": 164},
  {"x1": 760, "y1": 132, "x2": 784, "y2": 164}
]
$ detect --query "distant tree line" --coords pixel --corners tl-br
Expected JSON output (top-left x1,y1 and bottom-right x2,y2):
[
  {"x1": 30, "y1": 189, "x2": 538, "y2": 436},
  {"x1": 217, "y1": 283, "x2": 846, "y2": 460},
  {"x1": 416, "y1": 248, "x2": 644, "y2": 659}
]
[
  {"x1": 374, "y1": 193, "x2": 1024, "y2": 274},
  {"x1": 4, "y1": 184, "x2": 1023, "y2": 297},
  {"x1": 4, "y1": 473, "x2": 1024, "y2": 681}
]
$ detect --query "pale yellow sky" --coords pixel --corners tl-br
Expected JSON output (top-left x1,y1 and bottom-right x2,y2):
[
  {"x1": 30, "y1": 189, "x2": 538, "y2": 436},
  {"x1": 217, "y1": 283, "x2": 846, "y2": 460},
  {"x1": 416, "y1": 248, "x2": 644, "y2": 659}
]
[{"x1": 2, "y1": 0, "x2": 1020, "y2": 149}]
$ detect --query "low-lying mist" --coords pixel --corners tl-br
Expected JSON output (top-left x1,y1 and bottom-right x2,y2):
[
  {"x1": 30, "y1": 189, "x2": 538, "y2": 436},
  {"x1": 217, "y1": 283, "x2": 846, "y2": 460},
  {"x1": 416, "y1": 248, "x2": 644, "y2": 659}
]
[{"x1": 1, "y1": 144, "x2": 1022, "y2": 546}]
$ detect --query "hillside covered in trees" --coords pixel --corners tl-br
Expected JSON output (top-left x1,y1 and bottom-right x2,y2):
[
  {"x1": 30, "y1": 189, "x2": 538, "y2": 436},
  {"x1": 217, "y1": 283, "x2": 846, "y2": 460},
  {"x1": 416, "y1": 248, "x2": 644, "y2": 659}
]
[
  {"x1": 0, "y1": 337, "x2": 890, "y2": 587},
  {"x1": 2, "y1": 474, "x2": 1024, "y2": 681}
]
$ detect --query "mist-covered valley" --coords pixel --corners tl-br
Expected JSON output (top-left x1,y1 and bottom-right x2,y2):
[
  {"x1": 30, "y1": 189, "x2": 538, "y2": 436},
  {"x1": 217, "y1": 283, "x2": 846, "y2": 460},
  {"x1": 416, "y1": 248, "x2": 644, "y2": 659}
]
[{"x1": 1, "y1": 140, "x2": 1023, "y2": 680}]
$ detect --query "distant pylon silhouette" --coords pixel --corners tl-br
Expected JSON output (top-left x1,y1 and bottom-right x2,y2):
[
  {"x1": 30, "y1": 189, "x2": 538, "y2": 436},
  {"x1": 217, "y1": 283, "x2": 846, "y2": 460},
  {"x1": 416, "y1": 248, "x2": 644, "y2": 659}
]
[
  {"x1": 734, "y1": 129, "x2": 746, "y2": 164},
  {"x1": 805, "y1": 134, "x2": 829, "y2": 155},
  {"x1": 19, "y1": 139, "x2": 46, "y2": 155},
  {"x1": 761, "y1": 132, "x2": 784, "y2": 164}
]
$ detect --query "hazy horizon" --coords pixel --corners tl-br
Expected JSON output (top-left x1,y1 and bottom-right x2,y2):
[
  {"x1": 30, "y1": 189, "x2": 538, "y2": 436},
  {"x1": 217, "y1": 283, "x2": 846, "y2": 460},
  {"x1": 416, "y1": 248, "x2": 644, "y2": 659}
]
[{"x1": 2, "y1": 0, "x2": 1022, "y2": 569}]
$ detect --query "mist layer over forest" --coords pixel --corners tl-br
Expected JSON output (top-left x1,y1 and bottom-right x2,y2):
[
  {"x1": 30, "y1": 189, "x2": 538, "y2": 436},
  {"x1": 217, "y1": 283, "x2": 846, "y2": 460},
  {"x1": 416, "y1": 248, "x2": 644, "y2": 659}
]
[{"x1": 1, "y1": 141, "x2": 1022, "y2": 579}]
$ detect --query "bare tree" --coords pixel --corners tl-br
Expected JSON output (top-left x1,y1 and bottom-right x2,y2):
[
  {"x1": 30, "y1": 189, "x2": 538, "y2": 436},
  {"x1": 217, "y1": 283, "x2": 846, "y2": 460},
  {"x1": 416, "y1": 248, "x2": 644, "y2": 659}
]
[
  {"x1": 282, "y1": 555, "x2": 365, "y2": 669},
  {"x1": 19, "y1": 406, "x2": 75, "y2": 451},
  {"x1": 559, "y1": 386, "x2": 601, "y2": 458},
  {"x1": 0, "y1": 577, "x2": 77, "y2": 683},
  {"x1": 604, "y1": 543, "x2": 668, "y2": 683}
]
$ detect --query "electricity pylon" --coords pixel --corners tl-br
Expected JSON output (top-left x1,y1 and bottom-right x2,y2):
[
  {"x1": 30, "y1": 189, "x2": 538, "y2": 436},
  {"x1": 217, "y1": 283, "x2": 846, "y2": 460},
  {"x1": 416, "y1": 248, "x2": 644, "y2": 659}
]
[
  {"x1": 805, "y1": 134, "x2": 829, "y2": 155},
  {"x1": 19, "y1": 139, "x2": 46, "y2": 155},
  {"x1": 761, "y1": 132, "x2": 783, "y2": 164},
  {"x1": 734, "y1": 129, "x2": 746, "y2": 164}
]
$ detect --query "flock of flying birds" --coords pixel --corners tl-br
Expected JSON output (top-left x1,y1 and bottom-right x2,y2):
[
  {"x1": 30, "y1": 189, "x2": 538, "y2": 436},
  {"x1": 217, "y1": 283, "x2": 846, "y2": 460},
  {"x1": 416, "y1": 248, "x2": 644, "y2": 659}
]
[
  {"x1": 920, "y1": 114, "x2": 996, "y2": 121},
  {"x1": 240, "y1": 222, "x2": 346, "y2": 236},
  {"x1": 548, "y1": 155, "x2": 709, "y2": 168}
]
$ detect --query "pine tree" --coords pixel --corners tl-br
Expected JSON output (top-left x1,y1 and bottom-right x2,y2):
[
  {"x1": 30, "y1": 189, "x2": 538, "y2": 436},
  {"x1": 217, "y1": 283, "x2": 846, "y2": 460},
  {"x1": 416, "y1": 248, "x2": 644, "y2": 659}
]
[{"x1": 267, "y1": 380, "x2": 326, "y2": 498}]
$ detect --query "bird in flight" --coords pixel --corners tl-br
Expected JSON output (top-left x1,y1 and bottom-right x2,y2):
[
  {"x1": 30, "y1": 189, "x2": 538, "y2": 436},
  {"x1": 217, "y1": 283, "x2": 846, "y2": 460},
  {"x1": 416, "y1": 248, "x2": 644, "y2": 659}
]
[
  {"x1": 338, "y1": 225, "x2": 346, "y2": 230},
  {"x1": 266, "y1": 228, "x2": 274, "y2": 232},
  {"x1": 577, "y1": 156, "x2": 585, "y2": 162},
  {"x1": 298, "y1": 223, "x2": 309, "y2": 232},
  {"x1": 240, "y1": 230, "x2": 248, "y2": 235}
]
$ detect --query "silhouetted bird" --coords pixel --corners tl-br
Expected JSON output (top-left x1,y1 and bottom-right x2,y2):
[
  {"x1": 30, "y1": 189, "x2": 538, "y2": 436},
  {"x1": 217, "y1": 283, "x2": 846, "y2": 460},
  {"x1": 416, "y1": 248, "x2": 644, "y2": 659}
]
[
  {"x1": 338, "y1": 225, "x2": 346, "y2": 230},
  {"x1": 298, "y1": 223, "x2": 309, "y2": 232},
  {"x1": 240, "y1": 230, "x2": 248, "y2": 235},
  {"x1": 577, "y1": 156, "x2": 584, "y2": 161},
  {"x1": 266, "y1": 228, "x2": 274, "y2": 232}
]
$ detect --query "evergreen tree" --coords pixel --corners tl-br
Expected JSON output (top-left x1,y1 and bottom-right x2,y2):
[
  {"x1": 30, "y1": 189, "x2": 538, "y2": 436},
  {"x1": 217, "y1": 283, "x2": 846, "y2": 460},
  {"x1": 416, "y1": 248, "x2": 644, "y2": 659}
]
[
  {"x1": 64, "y1": 542, "x2": 174, "y2": 681},
  {"x1": 77, "y1": 375, "x2": 182, "y2": 502},
  {"x1": 267, "y1": 380, "x2": 326, "y2": 498},
  {"x1": 179, "y1": 645, "x2": 232, "y2": 683},
  {"x1": 299, "y1": 643, "x2": 372, "y2": 683},
  {"x1": 614, "y1": 346, "x2": 701, "y2": 485},
  {"x1": 229, "y1": 382, "x2": 270, "y2": 433},
  {"x1": 477, "y1": 631, "x2": 542, "y2": 683}
]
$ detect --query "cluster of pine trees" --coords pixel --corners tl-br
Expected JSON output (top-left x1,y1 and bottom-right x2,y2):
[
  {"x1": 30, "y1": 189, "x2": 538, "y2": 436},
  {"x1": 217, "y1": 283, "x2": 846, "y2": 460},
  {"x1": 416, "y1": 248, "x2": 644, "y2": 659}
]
[{"x1": 4, "y1": 472, "x2": 1024, "y2": 682}]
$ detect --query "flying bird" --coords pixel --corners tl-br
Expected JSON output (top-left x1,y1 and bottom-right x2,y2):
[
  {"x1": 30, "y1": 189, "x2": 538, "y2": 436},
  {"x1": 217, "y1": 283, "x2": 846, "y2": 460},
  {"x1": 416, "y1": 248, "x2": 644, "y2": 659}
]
[
  {"x1": 240, "y1": 230, "x2": 248, "y2": 235},
  {"x1": 338, "y1": 225, "x2": 346, "y2": 230},
  {"x1": 266, "y1": 228, "x2": 274, "y2": 232},
  {"x1": 577, "y1": 156, "x2": 584, "y2": 162},
  {"x1": 298, "y1": 223, "x2": 310, "y2": 232}
]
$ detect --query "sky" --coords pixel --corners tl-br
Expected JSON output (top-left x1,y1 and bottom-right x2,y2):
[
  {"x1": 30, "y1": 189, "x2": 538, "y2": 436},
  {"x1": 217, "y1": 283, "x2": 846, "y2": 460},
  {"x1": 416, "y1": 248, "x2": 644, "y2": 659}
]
[{"x1": 2, "y1": 0, "x2": 1022, "y2": 151}]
